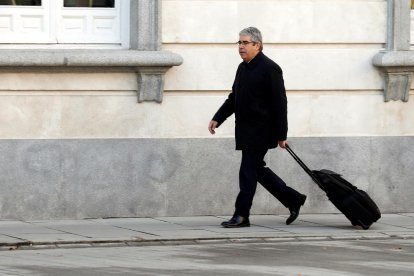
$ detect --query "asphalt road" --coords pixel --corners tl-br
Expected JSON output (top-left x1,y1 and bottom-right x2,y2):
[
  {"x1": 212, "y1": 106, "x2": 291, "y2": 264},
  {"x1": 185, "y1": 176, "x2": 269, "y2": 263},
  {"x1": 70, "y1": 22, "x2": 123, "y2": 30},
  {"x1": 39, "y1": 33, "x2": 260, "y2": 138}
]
[{"x1": 0, "y1": 238, "x2": 413, "y2": 276}]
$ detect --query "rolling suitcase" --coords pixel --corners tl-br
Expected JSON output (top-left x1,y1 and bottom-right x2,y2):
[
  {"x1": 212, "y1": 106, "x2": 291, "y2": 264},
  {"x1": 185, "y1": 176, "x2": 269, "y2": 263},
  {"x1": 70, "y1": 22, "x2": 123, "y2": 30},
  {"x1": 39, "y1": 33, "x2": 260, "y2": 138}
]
[{"x1": 285, "y1": 145, "x2": 381, "y2": 230}]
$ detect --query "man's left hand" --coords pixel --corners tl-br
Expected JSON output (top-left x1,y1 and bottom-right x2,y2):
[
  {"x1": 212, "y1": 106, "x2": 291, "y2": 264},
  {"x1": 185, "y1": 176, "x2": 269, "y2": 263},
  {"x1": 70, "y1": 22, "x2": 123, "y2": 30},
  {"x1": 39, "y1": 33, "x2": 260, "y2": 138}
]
[{"x1": 278, "y1": 140, "x2": 288, "y2": 149}]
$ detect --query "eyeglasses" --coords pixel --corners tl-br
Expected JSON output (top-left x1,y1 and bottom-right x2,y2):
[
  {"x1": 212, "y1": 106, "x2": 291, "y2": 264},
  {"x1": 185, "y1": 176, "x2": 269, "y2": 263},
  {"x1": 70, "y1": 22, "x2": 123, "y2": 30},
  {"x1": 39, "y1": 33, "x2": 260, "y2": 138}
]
[{"x1": 236, "y1": 41, "x2": 256, "y2": 46}]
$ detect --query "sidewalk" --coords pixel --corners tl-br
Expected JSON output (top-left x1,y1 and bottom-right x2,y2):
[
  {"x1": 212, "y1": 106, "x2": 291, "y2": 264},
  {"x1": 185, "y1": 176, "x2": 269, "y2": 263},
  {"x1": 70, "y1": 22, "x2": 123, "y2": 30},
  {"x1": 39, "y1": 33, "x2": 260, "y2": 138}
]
[{"x1": 1, "y1": 213, "x2": 413, "y2": 250}]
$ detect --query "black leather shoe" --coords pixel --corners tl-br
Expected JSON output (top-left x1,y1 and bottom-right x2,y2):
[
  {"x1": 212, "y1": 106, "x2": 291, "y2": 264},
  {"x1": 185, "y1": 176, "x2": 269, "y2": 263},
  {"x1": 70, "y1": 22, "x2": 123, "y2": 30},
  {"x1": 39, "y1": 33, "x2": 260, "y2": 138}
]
[
  {"x1": 221, "y1": 215, "x2": 250, "y2": 228},
  {"x1": 286, "y1": 195, "x2": 307, "y2": 225}
]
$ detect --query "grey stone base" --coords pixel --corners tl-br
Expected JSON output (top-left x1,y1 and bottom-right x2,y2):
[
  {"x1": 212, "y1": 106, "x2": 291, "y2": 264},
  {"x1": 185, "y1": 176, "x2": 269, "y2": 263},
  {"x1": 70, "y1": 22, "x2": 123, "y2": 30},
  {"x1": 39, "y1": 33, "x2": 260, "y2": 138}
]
[{"x1": 0, "y1": 137, "x2": 413, "y2": 219}]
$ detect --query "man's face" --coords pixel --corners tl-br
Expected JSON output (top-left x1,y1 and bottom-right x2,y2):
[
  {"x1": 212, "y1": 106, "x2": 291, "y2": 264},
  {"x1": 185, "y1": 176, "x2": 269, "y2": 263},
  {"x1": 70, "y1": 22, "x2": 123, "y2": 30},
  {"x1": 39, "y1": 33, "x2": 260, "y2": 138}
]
[{"x1": 238, "y1": 35, "x2": 260, "y2": 62}]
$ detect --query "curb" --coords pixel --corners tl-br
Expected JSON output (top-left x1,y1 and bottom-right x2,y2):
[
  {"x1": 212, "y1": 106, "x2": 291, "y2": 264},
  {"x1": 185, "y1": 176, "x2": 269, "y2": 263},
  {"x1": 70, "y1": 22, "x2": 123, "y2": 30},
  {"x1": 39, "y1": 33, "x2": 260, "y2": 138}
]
[{"x1": 2, "y1": 234, "x2": 413, "y2": 251}]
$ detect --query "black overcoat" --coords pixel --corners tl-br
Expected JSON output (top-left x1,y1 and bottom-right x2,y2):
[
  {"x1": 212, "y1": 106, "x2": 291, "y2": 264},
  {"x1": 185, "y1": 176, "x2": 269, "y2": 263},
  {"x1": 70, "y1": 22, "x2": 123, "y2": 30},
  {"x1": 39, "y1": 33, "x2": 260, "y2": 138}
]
[{"x1": 212, "y1": 52, "x2": 288, "y2": 150}]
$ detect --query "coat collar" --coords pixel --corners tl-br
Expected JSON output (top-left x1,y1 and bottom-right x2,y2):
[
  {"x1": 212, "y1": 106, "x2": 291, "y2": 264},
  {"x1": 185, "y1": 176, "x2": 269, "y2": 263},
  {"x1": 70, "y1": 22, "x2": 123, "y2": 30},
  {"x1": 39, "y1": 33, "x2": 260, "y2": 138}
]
[{"x1": 243, "y1": 51, "x2": 264, "y2": 69}]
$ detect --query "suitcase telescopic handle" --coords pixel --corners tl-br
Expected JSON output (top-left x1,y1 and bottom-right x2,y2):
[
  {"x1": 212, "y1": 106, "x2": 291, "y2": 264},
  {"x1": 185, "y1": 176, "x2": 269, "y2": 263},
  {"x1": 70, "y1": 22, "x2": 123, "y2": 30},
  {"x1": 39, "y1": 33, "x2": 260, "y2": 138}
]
[{"x1": 285, "y1": 144, "x2": 321, "y2": 186}]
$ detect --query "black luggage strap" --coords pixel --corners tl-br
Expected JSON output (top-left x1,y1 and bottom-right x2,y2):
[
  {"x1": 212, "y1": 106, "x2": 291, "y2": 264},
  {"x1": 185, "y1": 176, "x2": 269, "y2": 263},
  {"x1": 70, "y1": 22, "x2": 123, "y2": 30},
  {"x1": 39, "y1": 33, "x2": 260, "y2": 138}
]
[{"x1": 285, "y1": 144, "x2": 323, "y2": 188}]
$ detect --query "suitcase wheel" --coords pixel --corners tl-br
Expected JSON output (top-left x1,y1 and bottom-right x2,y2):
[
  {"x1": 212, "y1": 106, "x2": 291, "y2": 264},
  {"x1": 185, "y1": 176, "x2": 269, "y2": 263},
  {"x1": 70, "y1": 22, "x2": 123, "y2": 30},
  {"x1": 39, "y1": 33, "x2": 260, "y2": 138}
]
[
  {"x1": 355, "y1": 220, "x2": 371, "y2": 230},
  {"x1": 361, "y1": 225, "x2": 370, "y2": 230}
]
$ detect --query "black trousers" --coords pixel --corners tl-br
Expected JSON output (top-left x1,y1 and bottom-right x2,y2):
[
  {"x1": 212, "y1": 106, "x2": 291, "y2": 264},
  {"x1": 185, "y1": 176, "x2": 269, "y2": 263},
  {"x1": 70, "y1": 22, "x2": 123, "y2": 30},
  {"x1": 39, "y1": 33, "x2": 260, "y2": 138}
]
[{"x1": 234, "y1": 149, "x2": 305, "y2": 218}]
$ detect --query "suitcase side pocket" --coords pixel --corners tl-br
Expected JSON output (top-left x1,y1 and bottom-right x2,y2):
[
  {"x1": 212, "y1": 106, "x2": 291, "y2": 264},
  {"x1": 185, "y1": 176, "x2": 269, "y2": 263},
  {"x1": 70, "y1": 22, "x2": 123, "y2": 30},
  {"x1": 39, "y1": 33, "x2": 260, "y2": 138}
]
[{"x1": 334, "y1": 190, "x2": 381, "y2": 229}]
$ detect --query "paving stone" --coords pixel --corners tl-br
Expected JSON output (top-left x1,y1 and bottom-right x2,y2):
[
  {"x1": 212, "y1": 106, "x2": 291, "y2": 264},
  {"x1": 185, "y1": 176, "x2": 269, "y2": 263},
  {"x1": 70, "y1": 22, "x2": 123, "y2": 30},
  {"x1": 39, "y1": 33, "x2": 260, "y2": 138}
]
[
  {"x1": 376, "y1": 214, "x2": 414, "y2": 228},
  {"x1": 89, "y1": 218, "x2": 191, "y2": 232},
  {"x1": 331, "y1": 235, "x2": 364, "y2": 240},
  {"x1": 0, "y1": 234, "x2": 26, "y2": 244},
  {"x1": 160, "y1": 240, "x2": 198, "y2": 246},
  {"x1": 125, "y1": 241, "x2": 163, "y2": 247},
  {"x1": 0, "y1": 221, "x2": 65, "y2": 235},
  {"x1": 143, "y1": 229, "x2": 224, "y2": 240},
  {"x1": 195, "y1": 239, "x2": 230, "y2": 244},
  {"x1": 90, "y1": 242, "x2": 128, "y2": 248},
  {"x1": 154, "y1": 216, "x2": 225, "y2": 227},
  {"x1": 31, "y1": 219, "x2": 153, "y2": 240},
  {"x1": 263, "y1": 237, "x2": 297, "y2": 242},
  {"x1": 56, "y1": 243, "x2": 93, "y2": 249},
  {"x1": 229, "y1": 238, "x2": 265, "y2": 243},
  {"x1": 297, "y1": 236, "x2": 331, "y2": 241}
]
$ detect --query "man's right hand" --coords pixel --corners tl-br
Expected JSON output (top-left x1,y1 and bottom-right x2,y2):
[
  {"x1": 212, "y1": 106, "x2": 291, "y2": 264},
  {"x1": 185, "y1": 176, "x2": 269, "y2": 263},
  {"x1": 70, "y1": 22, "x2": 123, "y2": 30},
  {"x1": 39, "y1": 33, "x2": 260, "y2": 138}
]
[{"x1": 208, "y1": 120, "x2": 218, "y2": 135}]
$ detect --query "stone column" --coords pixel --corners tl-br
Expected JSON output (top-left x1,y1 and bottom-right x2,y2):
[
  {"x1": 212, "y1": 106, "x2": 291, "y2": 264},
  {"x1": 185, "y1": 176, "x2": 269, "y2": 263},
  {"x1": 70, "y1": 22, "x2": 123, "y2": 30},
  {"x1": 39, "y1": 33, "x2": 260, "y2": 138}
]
[
  {"x1": 130, "y1": 0, "x2": 161, "y2": 51},
  {"x1": 387, "y1": 0, "x2": 411, "y2": 50}
]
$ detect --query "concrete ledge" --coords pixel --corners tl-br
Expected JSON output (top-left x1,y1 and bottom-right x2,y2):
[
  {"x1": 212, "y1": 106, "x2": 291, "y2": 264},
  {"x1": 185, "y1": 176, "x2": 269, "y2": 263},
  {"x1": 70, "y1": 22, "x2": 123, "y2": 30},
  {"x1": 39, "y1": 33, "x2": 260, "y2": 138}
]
[
  {"x1": 0, "y1": 50, "x2": 183, "y2": 67},
  {"x1": 373, "y1": 50, "x2": 414, "y2": 68},
  {"x1": 373, "y1": 50, "x2": 414, "y2": 102},
  {"x1": 0, "y1": 50, "x2": 183, "y2": 102}
]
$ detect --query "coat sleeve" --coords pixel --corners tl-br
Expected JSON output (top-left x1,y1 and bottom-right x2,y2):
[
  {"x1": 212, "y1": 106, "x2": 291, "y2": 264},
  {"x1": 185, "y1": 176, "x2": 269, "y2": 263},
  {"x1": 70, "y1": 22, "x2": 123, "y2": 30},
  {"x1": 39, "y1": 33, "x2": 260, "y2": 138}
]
[
  {"x1": 268, "y1": 66, "x2": 288, "y2": 141},
  {"x1": 212, "y1": 91, "x2": 235, "y2": 127},
  {"x1": 211, "y1": 66, "x2": 240, "y2": 127}
]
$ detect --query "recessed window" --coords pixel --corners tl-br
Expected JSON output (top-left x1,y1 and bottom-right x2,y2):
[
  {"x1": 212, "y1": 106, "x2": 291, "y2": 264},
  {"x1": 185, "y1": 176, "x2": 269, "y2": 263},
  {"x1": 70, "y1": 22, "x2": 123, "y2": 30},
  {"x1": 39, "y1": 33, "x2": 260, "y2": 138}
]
[{"x1": 0, "y1": 0, "x2": 41, "y2": 6}]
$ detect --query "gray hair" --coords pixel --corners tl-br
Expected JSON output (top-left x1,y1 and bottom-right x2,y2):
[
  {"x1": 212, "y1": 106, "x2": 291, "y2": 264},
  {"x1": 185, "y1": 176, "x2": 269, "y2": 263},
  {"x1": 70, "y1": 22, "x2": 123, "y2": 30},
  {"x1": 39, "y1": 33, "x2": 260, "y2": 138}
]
[{"x1": 239, "y1": 27, "x2": 263, "y2": 51}]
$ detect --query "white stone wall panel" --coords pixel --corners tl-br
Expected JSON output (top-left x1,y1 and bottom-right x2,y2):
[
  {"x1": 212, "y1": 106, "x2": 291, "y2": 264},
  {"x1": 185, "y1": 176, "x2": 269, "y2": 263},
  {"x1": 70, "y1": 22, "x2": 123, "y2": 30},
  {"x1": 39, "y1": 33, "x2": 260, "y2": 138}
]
[
  {"x1": 162, "y1": 0, "x2": 387, "y2": 44},
  {"x1": 0, "y1": 73, "x2": 137, "y2": 91},
  {"x1": 163, "y1": 45, "x2": 384, "y2": 90},
  {"x1": 0, "y1": 92, "x2": 413, "y2": 139}
]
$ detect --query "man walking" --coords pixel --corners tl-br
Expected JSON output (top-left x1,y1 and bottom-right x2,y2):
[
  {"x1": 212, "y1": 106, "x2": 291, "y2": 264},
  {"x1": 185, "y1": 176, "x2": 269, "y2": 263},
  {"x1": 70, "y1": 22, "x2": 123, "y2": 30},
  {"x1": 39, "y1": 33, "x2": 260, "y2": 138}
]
[{"x1": 208, "y1": 27, "x2": 307, "y2": 228}]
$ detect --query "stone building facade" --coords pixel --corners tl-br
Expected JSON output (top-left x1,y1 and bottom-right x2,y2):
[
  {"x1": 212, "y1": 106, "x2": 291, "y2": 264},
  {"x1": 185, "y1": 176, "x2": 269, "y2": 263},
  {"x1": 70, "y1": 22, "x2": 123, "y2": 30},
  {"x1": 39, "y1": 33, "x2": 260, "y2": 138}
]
[{"x1": 0, "y1": 0, "x2": 413, "y2": 219}]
